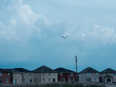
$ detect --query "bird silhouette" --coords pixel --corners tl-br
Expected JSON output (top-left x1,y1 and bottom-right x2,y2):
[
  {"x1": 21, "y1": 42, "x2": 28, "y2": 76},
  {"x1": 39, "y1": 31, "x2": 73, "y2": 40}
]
[{"x1": 61, "y1": 36, "x2": 68, "y2": 39}]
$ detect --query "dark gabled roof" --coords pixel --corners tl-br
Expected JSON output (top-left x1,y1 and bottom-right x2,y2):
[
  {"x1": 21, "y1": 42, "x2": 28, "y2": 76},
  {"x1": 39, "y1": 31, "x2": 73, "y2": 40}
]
[
  {"x1": 100, "y1": 68, "x2": 116, "y2": 73},
  {"x1": 4, "y1": 69, "x2": 22, "y2": 73},
  {"x1": 33, "y1": 65, "x2": 57, "y2": 73},
  {"x1": 14, "y1": 68, "x2": 31, "y2": 72},
  {"x1": 79, "y1": 67, "x2": 99, "y2": 73},
  {"x1": 54, "y1": 67, "x2": 76, "y2": 73},
  {"x1": 0, "y1": 69, "x2": 10, "y2": 73}
]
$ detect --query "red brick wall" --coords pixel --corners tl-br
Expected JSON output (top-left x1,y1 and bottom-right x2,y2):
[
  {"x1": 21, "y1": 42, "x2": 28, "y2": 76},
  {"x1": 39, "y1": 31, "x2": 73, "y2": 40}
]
[
  {"x1": 0, "y1": 72, "x2": 11, "y2": 84},
  {"x1": 58, "y1": 73, "x2": 67, "y2": 82},
  {"x1": 58, "y1": 73, "x2": 76, "y2": 82},
  {"x1": 67, "y1": 73, "x2": 76, "y2": 82}
]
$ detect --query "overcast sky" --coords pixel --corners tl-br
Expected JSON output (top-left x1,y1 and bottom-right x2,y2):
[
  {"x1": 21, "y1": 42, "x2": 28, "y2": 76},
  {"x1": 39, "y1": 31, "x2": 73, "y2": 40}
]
[{"x1": 0, "y1": 0, "x2": 116, "y2": 72}]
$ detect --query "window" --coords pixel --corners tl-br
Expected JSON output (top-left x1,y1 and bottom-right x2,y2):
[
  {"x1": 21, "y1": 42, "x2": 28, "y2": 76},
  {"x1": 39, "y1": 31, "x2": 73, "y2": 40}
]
[
  {"x1": 0, "y1": 79, "x2": 2, "y2": 83},
  {"x1": 49, "y1": 78, "x2": 50, "y2": 82},
  {"x1": 23, "y1": 73, "x2": 25, "y2": 76},
  {"x1": 0, "y1": 73, "x2": 2, "y2": 76},
  {"x1": 87, "y1": 73, "x2": 91, "y2": 76},
  {"x1": 43, "y1": 73, "x2": 45, "y2": 76},
  {"x1": 14, "y1": 79, "x2": 17, "y2": 83},
  {"x1": 69, "y1": 78, "x2": 71, "y2": 82},
  {"x1": 43, "y1": 78, "x2": 45, "y2": 82},
  {"x1": 73, "y1": 78, "x2": 75, "y2": 82},
  {"x1": 62, "y1": 78, "x2": 65, "y2": 82},
  {"x1": 30, "y1": 79, "x2": 32, "y2": 83},
  {"x1": 49, "y1": 73, "x2": 50, "y2": 76},
  {"x1": 86, "y1": 78, "x2": 91, "y2": 82},
  {"x1": 113, "y1": 73, "x2": 116, "y2": 76},
  {"x1": 8, "y1": 73, "x2": 10, "y2": 75},
  {"x1": 70, "y1": 73, "x2": 73, "y2": 76},
  {"x1": 96, "y1": 73, "x2": 99, "y2": 75},
  {"x1": 29, "y1": 73, "x2": 31, "y2": 76},
  {"x1": 5, "y1": 79, "x2": 8, "y2": 83},
  {"x1": 14, "y1": 74, "x2": 16, "y2": 76},
  {"x1": 93, "y1": 78, "x2": 97, "y2": 82},
  {"x1": 55, "y1": 73, "x2": 57, "y2": 75},
  {"x1": 60, "y1": 73, "x2": 62, "y2": 75}
]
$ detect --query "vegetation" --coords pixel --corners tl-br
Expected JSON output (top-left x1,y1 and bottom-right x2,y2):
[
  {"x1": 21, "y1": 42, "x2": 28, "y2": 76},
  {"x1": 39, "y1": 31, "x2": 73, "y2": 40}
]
[{"x1": 0, "y1": 83, "x2": 105, "y2": 87}]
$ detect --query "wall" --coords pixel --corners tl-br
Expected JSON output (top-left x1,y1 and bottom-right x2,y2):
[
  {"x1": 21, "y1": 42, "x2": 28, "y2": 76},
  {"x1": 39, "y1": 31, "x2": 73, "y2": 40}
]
[
  {"x1": 22, "y1": 73, "x2": 35, "y2": 84},
  {"x1": 0, "y1": 72, "x2": 11, "y2": 84},
  {"x1": 41, "y1": 73, "x2": 58, "y2": 83},
  {"x1": 58, "y1": 73, "x2": 76, "y2": 82},
  {"x1": 12, "y1": 73, "x2": 22, "y2": 84},
  {"x1": 67, "y1": 73, "x2": 76, "y2": 82},
  {"x1": 33, "y1": 73, "x2": 41, "y2": 83},
  {"x1": 58, "y1": 73, "x2": 67, "y2": 82},
  {"x1": 100, "y1": 73, "x2": 116, "y2": 83},
  {"x1": 79, "y1": 73, "x2": 99, "y2": 83}
]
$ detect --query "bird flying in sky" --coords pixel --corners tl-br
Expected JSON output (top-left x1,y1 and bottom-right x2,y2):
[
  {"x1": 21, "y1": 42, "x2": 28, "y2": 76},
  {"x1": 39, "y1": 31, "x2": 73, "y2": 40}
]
[{"x1": 61, "y1": 36, "x2": 68, "y2": 39}]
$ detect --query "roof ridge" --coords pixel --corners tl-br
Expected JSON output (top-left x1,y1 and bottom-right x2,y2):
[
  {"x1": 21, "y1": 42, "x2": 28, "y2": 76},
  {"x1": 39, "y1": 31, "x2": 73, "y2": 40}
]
[
  {"x1": 54, "y1": 67, "x2": 76, "y2": 73},
  {"x1": 33, "y1": 65, "x2": 57, "y2": 73},
  {"x1": 100, "y1": 68, "x2": 116, "y2": 73},
  {"x1": 79, "y1": 67, "x2": 99, "y2": 73}
]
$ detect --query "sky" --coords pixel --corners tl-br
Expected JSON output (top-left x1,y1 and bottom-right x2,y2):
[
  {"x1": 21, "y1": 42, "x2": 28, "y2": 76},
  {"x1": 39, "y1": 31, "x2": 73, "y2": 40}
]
[{"x1": 0, "y1": 0, "x2": 116, "y2": 72}]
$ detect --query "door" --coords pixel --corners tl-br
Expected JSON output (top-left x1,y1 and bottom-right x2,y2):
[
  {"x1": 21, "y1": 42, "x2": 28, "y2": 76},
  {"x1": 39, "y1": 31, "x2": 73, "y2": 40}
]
[
  {"x1": 107, "y1": 77, "x2": 111, "y2": 83},
  {"x1": 53, "y1": 78, "x2": 55, "y2": 82},
  {"x1": 99, "y1": 77, "x2": 102, "y2": 83},
  {"x1": 0, "y1": 79, "x2": 2, "y2": 83},
  {"x1": 30, "y1": 79, "x2": 32, "y2": 83}
]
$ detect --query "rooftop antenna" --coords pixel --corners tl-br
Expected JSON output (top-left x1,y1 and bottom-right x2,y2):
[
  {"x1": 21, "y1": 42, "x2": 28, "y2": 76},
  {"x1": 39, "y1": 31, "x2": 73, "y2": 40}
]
[{"x1": 75, "y1": 56, "x2": 77, "y2": 81}]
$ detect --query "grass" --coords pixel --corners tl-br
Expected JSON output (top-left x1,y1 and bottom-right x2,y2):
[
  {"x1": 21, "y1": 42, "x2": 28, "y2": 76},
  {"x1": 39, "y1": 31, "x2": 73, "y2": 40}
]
[{"x1": 0, "y1": 83, "x2": 105, "y2": 87}]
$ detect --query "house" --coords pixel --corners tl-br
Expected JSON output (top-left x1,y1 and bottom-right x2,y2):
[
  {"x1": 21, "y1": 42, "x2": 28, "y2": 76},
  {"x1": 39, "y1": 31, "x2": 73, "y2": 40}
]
[
  {"x1": 100, "y1": 68, "x2": 116, "y2": 83},
  {"x1": 14, "y1": 68, "x2": 35, "y2": 84},
  {"x1": 54, "y1": 67, "x2": 76, "y2": 82},
  {"x1": 32, "y1": 65, "x2": 58, "y2": 83},
  {"x1": 6, "y1": 69, "x2": 23, "y2": 84},
  {"x1": 0, "y1": 69, "x2": 11, "y2": 84},
  {"x1": 79, "y1": 67, "x2": 99, "y2": 83}
]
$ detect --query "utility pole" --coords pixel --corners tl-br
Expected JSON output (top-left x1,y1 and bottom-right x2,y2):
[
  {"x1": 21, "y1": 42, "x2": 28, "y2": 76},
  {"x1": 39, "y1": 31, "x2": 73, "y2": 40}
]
[{"x1": 75, "y1": 56, "x2": 77, "y2": 82}]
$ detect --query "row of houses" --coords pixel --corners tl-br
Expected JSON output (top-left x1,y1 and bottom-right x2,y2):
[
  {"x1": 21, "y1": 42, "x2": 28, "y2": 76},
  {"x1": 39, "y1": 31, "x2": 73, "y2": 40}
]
[
  {"x1": 79, "y1": 67, "x2": 116, "y2": 83},
  {"x1": 0, "y1": 65, "x2": 76, "y2": 84},
  {"x1": 0, "y1": 65, "x2": 116, "y2": 84}
]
